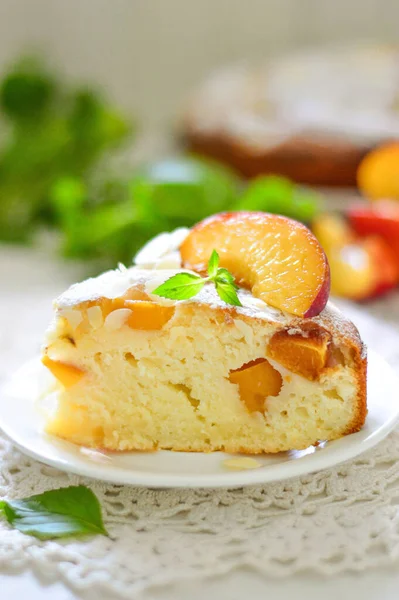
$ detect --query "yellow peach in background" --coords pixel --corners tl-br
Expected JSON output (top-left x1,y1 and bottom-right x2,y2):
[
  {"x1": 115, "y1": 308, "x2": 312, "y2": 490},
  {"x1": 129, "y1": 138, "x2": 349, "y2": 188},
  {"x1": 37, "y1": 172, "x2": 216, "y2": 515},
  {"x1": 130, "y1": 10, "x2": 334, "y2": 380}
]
[
  {"x1": 328, "y1": 244, "x2": 376, "y2": 300},
  {"x1": 357, "y1": 142, "x2": 399, "y2": 200},
  {"x1": 311, "y1": 213, "x2": 355, "y2": 252}
]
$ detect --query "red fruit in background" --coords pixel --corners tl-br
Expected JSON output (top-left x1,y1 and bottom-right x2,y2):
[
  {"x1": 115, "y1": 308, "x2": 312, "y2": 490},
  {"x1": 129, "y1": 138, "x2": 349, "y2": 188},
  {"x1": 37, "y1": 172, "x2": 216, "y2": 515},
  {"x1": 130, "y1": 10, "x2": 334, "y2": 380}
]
[
  {"x1": 312, "y1": 212, "x2": 399, "y2": 301},
  {"x1": 362, "y1": 236, "x2": 399, "y2": 298},
  {"x1": 348, "y1": 202, "x2": 399, "y2": 262}
]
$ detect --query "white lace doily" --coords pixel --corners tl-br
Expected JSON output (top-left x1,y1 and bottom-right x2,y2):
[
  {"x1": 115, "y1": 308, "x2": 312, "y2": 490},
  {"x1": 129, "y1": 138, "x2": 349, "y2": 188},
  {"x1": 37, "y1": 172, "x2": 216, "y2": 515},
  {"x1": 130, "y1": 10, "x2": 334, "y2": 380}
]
[{"x1": 1, "y1": 248, "x2": 399, "y2": 599}]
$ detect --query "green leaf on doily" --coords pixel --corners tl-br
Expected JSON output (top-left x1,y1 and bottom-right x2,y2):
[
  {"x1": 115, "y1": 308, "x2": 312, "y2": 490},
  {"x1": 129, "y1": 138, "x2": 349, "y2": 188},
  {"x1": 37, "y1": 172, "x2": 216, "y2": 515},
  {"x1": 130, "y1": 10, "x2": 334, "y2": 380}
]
[{"x1": 0, "y1": 485, "x2": 107, "y2": 540}]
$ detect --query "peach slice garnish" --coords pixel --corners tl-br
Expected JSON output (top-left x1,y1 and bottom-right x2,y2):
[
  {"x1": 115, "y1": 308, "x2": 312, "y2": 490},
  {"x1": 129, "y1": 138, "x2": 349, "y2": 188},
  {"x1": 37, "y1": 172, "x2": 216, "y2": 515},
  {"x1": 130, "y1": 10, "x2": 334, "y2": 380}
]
[
  {"x1": 267, "y1": 329, "x2": 331, "y2": 381},
  {"x1": 180, "y1": 211, "x2": 330, "y2": 317},
  {"x1": 229, "y1": 358, "x2": 282, "y2": 413},
  {"x1": 42, "y1": 355, "x2": 84, "y2": 388}
]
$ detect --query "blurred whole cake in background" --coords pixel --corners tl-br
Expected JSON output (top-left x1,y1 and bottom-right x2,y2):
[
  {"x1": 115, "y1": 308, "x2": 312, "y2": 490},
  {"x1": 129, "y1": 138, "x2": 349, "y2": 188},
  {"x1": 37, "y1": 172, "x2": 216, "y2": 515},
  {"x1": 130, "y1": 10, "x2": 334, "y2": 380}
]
[{"x1": 182, "y1": 44, "x2": 399, "y2": 186}]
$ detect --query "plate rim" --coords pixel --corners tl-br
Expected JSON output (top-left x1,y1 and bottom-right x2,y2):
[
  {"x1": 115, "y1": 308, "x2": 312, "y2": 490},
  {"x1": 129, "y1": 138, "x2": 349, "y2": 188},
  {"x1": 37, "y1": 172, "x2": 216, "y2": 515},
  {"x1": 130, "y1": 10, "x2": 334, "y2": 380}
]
[{"x1": 1, "y1": 349, "x2": 398, "y2": 488}]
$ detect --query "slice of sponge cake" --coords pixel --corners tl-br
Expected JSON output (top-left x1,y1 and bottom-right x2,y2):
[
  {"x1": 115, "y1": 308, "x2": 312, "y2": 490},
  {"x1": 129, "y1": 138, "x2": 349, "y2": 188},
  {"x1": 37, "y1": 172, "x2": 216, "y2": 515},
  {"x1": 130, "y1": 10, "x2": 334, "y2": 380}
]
[{"x1": 41, "y1": 258, "x2": 366, "y2": 454}]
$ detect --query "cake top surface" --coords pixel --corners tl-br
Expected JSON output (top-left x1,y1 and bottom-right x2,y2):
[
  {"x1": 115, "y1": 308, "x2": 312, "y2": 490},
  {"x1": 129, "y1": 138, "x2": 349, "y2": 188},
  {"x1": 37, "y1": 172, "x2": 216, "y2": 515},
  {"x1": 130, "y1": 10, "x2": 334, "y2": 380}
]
[
  {"x1": 54, "y1": 228, "x2": 363, "y2": 352},
  {"x1": 56, "y1": 265, "x2": 289, "y2": 323}
]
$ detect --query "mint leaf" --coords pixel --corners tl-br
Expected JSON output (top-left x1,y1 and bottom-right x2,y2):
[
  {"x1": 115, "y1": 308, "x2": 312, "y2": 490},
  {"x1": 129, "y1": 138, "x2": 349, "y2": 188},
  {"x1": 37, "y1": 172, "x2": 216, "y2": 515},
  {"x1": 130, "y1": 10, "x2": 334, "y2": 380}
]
[
  {"x1": 152, "y1": 272, "x2": 205, "y2": 300},
  {"x1": 215, "y1": 280, "x2": 242, "y2": 307},
  {"x1": 0, "y1": 485, "x2": 107, "y2": 540},
  {"x1": 215, "y1": 268, "x2": 236, "y2": 285},
  {"x1": 207, "y1": 250, "x2": 219, "y2": 278},
  {"x1": 152, "y1": 256, "x2": 241, "y2": 307}
]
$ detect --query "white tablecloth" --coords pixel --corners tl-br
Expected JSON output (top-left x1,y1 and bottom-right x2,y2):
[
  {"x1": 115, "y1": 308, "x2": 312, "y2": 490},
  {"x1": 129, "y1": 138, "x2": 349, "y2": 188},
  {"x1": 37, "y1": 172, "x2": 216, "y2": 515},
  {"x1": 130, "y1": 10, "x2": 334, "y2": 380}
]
[{"x1": 1, "y1": 245, "x2": 399, "y2": 600}]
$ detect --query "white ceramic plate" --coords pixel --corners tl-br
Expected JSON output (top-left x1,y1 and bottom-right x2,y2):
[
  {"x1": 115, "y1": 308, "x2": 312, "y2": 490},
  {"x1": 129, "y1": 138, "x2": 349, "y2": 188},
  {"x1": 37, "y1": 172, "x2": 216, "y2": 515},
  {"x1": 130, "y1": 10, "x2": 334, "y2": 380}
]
[{"x1": 0, "y1": 350, "x2": 398, "y2": 488}]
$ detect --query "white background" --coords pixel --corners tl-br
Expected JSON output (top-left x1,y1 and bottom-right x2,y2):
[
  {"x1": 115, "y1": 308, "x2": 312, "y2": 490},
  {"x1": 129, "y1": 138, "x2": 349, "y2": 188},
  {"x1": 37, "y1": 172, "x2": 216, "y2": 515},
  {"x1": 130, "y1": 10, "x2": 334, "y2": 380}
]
[{"x1": 1, "y1": 0, "x2": 399, "y2": 127}]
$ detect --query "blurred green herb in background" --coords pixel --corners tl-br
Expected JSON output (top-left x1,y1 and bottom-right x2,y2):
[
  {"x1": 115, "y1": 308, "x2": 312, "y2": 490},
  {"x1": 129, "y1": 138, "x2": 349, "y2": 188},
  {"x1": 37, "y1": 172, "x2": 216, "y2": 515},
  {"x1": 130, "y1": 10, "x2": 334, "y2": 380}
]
[
  {"x1": 236, "y1": 175, "x2": 321, "y2": 223},
  {"x1": 51, "y1": 156, "x2": 241, "y2": 266},
  {"x1": 0, "y1": 56, "x2": 322, "y2": 270},
  {"x1": 0, "y1": 57, "x2": 130, "y2": 245}
]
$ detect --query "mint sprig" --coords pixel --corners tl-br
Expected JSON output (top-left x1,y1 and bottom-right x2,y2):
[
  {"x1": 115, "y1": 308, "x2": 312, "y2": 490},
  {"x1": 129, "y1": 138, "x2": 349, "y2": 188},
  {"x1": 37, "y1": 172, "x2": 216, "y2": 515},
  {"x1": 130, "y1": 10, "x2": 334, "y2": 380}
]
[
  {"x1": 151, "y1": 272, "x2": 205, "y2": 300},
  {"x1": 207, "y1": 249, "x2": 219, "y2": 278},
  {"x1": 152, "y1": 249, "x2": 242, "y2": 307},
  {"x1": 0, "y1": 485, "x2": 107, "y2": 540}
]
